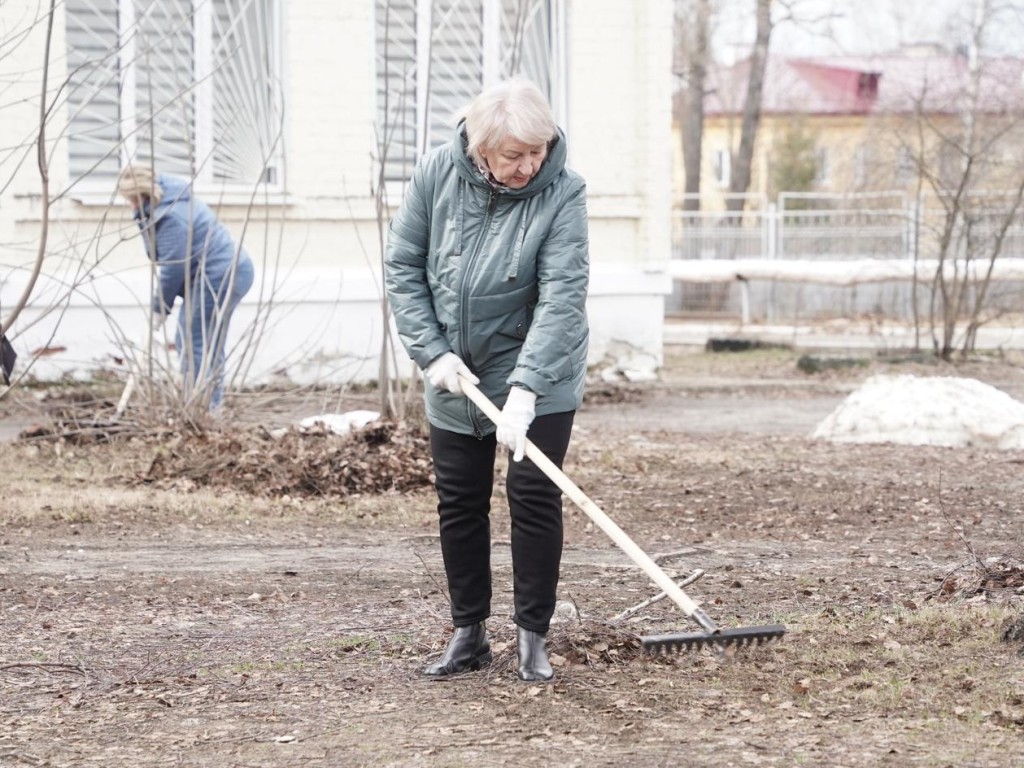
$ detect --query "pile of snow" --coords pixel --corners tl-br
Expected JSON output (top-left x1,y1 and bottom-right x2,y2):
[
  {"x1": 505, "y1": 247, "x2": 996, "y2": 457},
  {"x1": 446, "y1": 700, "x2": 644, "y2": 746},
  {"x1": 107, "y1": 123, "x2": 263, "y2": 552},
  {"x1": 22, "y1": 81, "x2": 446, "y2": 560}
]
[
  {"x1": 813, "y1": 374, "x2": 1024, "y2": 449},
  {"x1": 267, "y1": 410, "x2": 381, "y2": 440},
  {"x1": 298, "y1": 410, "x2": 380, "y2": 435}
]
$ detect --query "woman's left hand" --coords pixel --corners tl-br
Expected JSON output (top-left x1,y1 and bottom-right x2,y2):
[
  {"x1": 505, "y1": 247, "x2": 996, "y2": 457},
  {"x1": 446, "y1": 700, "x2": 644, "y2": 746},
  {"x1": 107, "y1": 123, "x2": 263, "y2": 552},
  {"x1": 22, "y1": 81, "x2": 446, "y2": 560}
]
[{"x1": 496, "y1": 387, "x2": 537, "y2": 462}]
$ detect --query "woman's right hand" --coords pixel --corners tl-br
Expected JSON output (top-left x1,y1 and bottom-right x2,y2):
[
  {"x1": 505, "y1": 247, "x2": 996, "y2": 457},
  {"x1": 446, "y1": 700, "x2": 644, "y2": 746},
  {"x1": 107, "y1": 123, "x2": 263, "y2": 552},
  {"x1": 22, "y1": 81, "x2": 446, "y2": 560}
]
[{"x1": 425, "y1": 352, "x2": 478, "y2": 396}]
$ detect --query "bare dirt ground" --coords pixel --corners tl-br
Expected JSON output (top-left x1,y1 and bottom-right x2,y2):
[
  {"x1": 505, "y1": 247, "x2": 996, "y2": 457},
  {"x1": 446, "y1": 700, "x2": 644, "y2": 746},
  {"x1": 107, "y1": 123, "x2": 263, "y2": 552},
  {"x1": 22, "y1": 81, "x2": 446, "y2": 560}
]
[{"x1": 3, "y1": 345, "x2": 1024, "y2": 767}]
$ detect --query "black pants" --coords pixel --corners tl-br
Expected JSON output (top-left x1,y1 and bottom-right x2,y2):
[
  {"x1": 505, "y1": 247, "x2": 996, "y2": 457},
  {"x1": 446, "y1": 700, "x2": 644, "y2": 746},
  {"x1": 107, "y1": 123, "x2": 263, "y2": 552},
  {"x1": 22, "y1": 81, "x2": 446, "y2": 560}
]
[{"x1": 429, "y1": 410, "x2": 575, "y2": 634}]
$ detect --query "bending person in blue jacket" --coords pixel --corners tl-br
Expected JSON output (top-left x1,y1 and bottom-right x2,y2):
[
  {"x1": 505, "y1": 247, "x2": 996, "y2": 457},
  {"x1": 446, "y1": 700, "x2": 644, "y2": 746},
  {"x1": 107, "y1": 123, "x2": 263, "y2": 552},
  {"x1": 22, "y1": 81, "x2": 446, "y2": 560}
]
[
  {"x1": 118, "y1": 165, "x2": 254, "y2": 411},
  {"x1": 385, "y1": 78, "x2": 590, "y2": 682}
]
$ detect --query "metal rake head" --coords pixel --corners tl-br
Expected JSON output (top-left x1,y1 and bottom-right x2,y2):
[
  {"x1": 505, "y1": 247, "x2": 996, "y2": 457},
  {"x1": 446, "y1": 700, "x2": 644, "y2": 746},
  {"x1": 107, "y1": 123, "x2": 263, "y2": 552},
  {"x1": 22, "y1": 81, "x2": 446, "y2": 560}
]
[{"x1": 642, "y1": 623, "x2": 786, "y2": 655}]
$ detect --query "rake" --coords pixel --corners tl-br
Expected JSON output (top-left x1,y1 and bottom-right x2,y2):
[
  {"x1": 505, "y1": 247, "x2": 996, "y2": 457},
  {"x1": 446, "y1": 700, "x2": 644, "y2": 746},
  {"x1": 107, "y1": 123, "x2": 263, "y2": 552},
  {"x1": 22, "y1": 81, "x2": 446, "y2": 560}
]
[{"x1": 460, "y1": 377, "x2": 785, "y2": 654}]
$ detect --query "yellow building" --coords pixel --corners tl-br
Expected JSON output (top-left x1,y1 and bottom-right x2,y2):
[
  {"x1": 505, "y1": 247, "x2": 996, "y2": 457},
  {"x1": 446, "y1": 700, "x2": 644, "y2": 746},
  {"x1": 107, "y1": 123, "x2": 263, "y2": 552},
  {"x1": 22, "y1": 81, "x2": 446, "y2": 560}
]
[
  {"x1": 669, "y1": 49, "x2": 1024, "y2": 321},
  {"x1": 676, "y1": 50, "x2": 1024, "y2": 211}
]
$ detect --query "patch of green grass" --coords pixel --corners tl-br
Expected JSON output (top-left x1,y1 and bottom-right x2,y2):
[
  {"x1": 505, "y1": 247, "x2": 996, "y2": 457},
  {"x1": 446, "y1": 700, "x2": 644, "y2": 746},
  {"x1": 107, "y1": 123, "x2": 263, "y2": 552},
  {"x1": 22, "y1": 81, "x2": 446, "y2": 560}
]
[
  {"x1": 697, "y1": 601, "x2": 1024, "y2": 728},
  {"x1": 329, "y1": 635, "x2": 381, "y2": 654}
]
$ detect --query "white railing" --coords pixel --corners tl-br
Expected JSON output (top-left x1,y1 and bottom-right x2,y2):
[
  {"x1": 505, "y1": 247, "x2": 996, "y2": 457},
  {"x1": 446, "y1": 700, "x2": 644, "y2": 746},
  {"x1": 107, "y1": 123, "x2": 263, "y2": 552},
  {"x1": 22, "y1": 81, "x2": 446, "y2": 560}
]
[{"x1": 670, "y1": 191, "x2": 1024, "y2": 321}]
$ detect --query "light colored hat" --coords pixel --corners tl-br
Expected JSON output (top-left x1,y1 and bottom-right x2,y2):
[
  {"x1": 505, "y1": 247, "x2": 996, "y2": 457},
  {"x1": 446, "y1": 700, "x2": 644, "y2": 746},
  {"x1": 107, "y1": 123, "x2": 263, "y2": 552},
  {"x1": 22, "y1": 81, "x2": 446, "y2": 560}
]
[{"x1": 117, "y1": 164, "x2": 163, "y2": 205}]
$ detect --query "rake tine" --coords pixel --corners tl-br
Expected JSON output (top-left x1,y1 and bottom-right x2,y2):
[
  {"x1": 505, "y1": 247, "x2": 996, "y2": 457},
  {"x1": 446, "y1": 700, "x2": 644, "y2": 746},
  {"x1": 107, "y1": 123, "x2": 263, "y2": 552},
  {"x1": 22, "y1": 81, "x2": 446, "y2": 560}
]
[{"x1": 642, "y1": 624, "x2": 786, "y2": 655}]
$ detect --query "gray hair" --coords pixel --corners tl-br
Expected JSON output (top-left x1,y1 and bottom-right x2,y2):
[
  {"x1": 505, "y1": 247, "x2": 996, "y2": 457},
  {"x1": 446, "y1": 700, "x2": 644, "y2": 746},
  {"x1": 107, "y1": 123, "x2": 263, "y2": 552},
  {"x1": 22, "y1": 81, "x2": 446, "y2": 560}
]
[
  {"x1": 117, "y1": 164, "x2": 163, "y2": 206},
  {"x1": 462, "y1": 77, "x2": 557, "y2": 165}
]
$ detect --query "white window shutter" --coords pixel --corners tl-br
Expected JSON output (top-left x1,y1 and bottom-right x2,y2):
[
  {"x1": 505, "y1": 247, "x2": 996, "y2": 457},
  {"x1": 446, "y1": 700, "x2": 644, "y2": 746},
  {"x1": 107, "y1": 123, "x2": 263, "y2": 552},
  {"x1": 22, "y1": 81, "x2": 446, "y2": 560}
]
[
  {"x1": 64, "y1": 0, "x2": 282, "y2": 191},
  {"x1": 375, "y1": 0, "x2": 561, "y2": 186},
  {"x1": 210, "y1": 0, "x2": 284, "y2": 185},
  {"x1": 426, "y1": 0, "x2": 485, "y2": 152},
  {"x1": 132, "y1": 0, "x2": 195, "y2": 178},
  {"x1": 500, "y1": 0, "x2": 552, "y2": 93},
  {"x1": 375, "y1": 0, "x2": 421, "y2": 185},
  {"x1": 66, "y1": 0, "x2": 122, "y2": 180}
]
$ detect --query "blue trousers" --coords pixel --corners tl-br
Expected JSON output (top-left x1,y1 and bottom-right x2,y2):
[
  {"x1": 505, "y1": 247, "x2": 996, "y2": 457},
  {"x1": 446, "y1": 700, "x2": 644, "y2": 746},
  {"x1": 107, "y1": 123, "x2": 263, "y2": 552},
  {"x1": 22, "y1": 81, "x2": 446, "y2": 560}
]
[{"x1": 174, "y1": 255, "x2": 254, "y2": 409}]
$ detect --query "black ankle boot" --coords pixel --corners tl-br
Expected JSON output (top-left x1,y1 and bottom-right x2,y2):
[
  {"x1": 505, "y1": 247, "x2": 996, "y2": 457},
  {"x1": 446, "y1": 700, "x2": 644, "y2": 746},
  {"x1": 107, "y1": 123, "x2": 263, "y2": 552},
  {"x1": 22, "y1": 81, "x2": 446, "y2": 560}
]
[
  {"x1": 516, "y1": 627, "x2": 554, "y2": 682},
  {"x1": 424, "y1": 622, "x2": 492, "y2": 678}
]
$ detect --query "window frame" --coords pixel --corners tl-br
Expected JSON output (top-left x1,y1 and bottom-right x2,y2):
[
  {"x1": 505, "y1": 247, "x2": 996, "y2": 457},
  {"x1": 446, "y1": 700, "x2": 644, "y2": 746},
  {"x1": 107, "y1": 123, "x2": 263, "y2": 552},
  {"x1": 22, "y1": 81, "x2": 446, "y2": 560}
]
[
  {"x1": 814, "y1": 146, "x2": 830, "y2": 186},
  {"x1": 713, "y1": 148, "x2": 731, "y2": 188},
  {"x1": 373, "y1": 0, "x2": 567, "y2": 193},
  {"x1": 64, "y1": 0, "x2": 285, "y2": 200}
]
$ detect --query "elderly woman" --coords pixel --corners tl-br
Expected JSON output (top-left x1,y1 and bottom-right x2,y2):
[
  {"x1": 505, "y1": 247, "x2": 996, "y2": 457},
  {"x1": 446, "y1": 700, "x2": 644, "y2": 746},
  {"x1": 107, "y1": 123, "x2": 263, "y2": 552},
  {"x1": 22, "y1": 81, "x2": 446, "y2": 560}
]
[
  {"x1": 385, "y1": 78, "x2": 589, "y2": 682},
  {"x1": 118, "y1": 165, "x2": 254, "y2": 411}
]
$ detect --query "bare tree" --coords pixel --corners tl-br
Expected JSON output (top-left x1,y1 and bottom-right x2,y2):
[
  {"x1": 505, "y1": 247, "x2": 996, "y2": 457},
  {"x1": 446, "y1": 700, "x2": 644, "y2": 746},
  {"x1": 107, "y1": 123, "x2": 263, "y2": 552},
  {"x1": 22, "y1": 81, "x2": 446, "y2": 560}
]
[
  {"x1": 1, "y1": 0, "x2": 55, "y2": 339},
  {"x1": 371, "y1": 1, "x2": 418, "y2": 422},
  {"x1": 896, "y1": 0, "x2": 1024, "y2": 359},
  {"x1": 712, "y1": 0, "x2": 839, "y2": 214},
  {"x1": 725, "y1": 0, "x2": 773, "y2": 214},
  {"x1": 676, "y1": 0, "x2": 714, "y2": 212}
]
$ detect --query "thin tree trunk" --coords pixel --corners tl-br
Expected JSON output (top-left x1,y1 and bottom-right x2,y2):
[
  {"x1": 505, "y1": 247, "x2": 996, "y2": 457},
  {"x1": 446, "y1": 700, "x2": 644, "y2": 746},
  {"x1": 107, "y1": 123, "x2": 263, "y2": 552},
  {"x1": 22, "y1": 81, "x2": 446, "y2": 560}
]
[
  {"x1": 726, "y1": 0, "x2": 773, "y2": 215},
  {"x1": 2, "y1": 0, "x2": 56, "y2": 336},
  {"x1": 680, "y1": 0, "x2": 712, "y2": 212}
]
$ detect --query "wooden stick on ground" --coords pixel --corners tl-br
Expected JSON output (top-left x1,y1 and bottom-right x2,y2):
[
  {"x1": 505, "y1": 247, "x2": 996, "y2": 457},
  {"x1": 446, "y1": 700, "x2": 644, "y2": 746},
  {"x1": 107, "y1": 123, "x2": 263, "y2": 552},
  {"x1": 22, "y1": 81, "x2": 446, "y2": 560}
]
[{"x1": 612, "y1": 569, "x2": 705, "y2": 622}]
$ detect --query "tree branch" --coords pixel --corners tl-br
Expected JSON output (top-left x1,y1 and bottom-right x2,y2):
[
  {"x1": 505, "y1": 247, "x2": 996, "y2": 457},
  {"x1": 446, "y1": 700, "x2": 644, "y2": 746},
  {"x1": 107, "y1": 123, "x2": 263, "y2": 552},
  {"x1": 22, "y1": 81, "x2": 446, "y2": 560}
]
[{"x1": 1, "y1": 0, "x2": 55, "y2": 336}]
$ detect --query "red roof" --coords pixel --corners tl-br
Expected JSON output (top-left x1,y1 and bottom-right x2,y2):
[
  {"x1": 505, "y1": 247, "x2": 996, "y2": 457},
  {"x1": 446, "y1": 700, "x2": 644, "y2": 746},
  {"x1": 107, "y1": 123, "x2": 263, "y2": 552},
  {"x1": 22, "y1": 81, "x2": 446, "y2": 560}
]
[{"x1": 703, "y1": 53, "x2": 1024, "y2": 117}]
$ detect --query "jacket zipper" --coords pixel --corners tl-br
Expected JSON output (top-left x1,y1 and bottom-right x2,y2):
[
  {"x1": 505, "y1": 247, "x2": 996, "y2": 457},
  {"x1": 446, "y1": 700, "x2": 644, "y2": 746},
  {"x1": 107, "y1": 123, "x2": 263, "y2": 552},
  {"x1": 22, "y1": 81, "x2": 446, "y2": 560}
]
[{"x1": 461, "y1": 188, "x2": 498, "y2": 436}]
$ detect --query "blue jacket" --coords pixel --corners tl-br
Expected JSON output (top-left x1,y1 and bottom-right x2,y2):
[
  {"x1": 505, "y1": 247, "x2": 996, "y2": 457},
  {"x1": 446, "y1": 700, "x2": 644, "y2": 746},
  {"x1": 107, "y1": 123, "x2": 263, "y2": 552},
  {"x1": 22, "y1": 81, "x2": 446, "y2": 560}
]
[
  {"x1": 135, "y1": 175, "x2": 249, "y2": 316},
  {"x1": 385, "y1": 123, "x2": 590, "y2": 435}
]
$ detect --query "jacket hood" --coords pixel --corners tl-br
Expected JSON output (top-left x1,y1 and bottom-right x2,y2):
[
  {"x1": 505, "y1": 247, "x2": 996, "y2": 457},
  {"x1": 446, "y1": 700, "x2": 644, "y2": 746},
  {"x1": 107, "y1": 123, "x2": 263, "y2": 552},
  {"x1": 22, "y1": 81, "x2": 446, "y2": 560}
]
[
  {"x1": 155, "y1": 174, "x2": 193, "y2": 208},
  {"x1": 452, "y1": 120, "x2": 568, "y2": 200},
  {"x1": 135, "y1": 173, "x2": 192, "y2": 226}
]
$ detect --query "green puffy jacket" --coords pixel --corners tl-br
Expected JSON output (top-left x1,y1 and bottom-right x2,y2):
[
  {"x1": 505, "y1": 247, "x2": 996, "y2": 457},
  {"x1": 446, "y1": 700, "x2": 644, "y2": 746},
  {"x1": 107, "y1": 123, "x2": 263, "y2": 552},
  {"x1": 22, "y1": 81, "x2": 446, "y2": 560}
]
[{"x1": 385, "y1": 122, "x2": 590, "y2": 435}]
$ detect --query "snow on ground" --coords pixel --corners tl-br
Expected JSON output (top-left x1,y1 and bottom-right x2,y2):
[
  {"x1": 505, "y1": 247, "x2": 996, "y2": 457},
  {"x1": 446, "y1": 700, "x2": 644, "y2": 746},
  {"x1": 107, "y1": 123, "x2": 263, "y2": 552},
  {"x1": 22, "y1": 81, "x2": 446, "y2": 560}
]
[
  {"x1": 813, "y1": 374, "x2": 1024, "y2": 449},
  {"x1": 298, "y1": 410, "x2": 380, "y2": 435}
]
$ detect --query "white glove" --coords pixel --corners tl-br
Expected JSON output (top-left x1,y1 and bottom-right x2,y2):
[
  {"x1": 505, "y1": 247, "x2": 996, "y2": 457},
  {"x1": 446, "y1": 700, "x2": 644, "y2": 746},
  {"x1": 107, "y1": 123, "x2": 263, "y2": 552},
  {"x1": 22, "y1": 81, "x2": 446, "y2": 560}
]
[
  {"x1": 425, "y1": 352, "x2": 478, "y2": 396},
  {"x1": 496, "y1": 386, "x2": 537, "y2": 462}
]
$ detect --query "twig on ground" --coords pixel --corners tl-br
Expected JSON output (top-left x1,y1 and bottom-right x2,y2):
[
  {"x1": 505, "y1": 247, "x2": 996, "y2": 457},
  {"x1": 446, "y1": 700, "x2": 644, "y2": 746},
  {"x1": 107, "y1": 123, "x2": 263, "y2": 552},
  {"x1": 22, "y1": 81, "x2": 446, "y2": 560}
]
[
  {"x1": 611, "y1": 568, "x2": 705, "y2": 622},
  {"x1": 0, "y1": 662, "x2": 87, "y2": 675},
  {"x1": 413, "y1": 550, "x2": 448, "y2": 597},
  {"x1": 931, "y1": 469, "x2": 992, "y2": 598},
  {"x1": 650, "y1": 547, "x2": 702, "y2": 562}
]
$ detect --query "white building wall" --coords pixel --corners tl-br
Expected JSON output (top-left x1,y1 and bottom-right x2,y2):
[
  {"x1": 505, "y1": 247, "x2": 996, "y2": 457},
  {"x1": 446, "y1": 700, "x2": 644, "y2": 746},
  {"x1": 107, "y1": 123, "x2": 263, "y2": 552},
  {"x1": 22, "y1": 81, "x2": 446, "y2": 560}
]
[
  {"x1": 0, "y1": 0, "x2": 674, "y2": 389},
  {"x1": 568, "y1": 0, "x2": 674, "y2": 377},
  {"x1": 0, "y1": 2, "x2": 61, "y2": 275}
]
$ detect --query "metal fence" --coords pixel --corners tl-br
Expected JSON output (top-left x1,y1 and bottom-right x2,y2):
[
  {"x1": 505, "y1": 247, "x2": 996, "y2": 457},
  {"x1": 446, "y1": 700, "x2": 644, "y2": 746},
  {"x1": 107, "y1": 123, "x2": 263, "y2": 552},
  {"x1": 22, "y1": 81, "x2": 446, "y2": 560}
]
[{"x1": 669, "y1": 192, "x2": 1024, "y2": 322}]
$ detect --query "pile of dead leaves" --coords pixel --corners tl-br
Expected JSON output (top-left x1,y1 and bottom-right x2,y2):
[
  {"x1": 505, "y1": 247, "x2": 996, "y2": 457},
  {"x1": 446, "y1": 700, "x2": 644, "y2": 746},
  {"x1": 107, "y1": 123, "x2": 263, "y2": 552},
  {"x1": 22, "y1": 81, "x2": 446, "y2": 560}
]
[
  {"x1": 483, "y1": 620, "x2": 646, "y2": 678},
  {"x1": 16, "y1": 389, "x2": 130, "y2": 444},
  {"x1": 936, "y1": 556, "x2": 1024, "y2": 601},
  {"x1": 137, "y1": 420, "x2": 433, "y2": 498}
]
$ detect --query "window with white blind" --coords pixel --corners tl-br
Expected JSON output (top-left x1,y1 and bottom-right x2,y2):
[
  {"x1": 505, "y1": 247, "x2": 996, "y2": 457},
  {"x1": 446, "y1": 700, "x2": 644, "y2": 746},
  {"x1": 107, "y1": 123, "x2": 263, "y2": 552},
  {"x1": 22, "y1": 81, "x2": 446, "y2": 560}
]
[
  {"x1": 814, "y1": 147, "x2": 830, "y2": 186},
  {"x1": 713, "y1": 149, "x2": 731, "y2": 188},
  {"x1": 374, "y1": 0, "x2": 565, "y2": 186},
  {"x1": 65, "y1": 0, "x2": 283, "y2": 193}
]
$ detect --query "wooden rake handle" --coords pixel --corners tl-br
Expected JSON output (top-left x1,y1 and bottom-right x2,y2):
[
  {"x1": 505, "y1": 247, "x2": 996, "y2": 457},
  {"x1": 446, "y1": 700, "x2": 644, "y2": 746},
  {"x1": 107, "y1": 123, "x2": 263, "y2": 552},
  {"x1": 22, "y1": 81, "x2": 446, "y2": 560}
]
[
  {"x1": 459, "y1": 376, "x2": 718, "y2": 633},
  {"x1": 114, "y1": 372, "x2": 136, "y2": 419}
]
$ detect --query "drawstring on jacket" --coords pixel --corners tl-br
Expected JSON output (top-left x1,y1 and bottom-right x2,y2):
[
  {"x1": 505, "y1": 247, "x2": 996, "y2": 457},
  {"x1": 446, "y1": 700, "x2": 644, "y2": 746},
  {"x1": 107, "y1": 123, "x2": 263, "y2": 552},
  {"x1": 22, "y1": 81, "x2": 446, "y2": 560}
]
[
  {"x1": 506, "y1": 201, "x2": 530, "y2": 281},
  {"x1": 454, "y1": 182, "x2": 465, "y2": 257}
]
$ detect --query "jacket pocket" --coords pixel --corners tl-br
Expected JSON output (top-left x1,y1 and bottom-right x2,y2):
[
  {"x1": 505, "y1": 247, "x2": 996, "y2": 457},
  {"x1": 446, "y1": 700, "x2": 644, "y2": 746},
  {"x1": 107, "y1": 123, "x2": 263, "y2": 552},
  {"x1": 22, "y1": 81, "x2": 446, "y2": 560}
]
[
  {"x1": 468, "y1": 282, "x2": 536, "y2": 321},
  {"x1": 469, "y1": 303, "x2": 534, "y2": 363}
]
